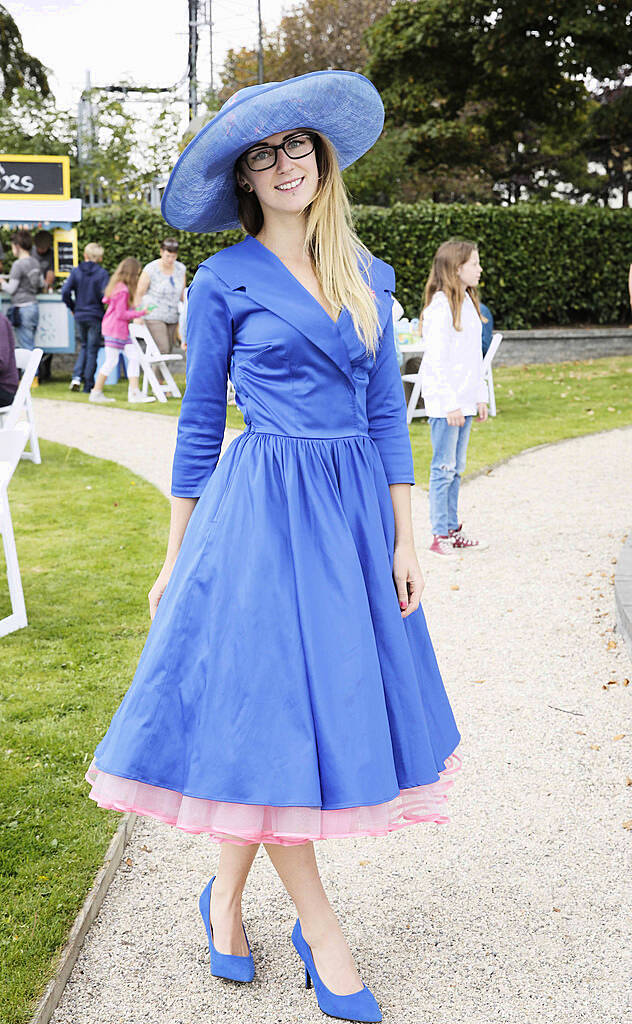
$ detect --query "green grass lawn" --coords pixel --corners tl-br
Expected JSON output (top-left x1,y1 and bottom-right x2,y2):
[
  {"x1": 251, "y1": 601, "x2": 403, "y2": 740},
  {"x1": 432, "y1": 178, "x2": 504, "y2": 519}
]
[
  {"x1": 37, "y1": 356, "x2": 632, "y2": 483},
  {"x1": 412, "y1": 355, "x2": 632, "y2": 482},
  {"x1": 0, "y1": 442, "x2": 168, "y2": 1024}
]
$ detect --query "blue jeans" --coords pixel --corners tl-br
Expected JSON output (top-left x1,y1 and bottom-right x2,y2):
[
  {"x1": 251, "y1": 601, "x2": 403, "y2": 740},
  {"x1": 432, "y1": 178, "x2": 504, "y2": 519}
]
[
  {"x1": 428, "y1": 416, "x2": 473, "y2": 535},
  {"x1": 72, "y1": 319, "x2": 103, "y2": 392},
  {"x1": 13, "y1": 302, "x2": 39, "y2": 350}
]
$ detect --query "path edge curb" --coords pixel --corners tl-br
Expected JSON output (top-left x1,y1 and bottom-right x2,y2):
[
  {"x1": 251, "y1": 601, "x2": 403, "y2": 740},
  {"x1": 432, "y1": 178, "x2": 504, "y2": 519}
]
[
  {"x1": 615, "y1": 533, "x2": 632, "y2": 662},
  {"x1": 29, "y1": 812, "x2": 137, "y2": 1024}
]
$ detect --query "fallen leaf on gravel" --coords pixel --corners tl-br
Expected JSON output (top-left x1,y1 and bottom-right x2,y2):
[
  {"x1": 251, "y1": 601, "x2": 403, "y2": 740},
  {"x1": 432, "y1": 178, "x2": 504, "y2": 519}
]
[
  {"x1": 473, "y1": 679, "x2": 486, "y2": 684},
  {"x1": 607, "y1": 680, "x2": 618, "y2": 685},
  {"x1": 553, "y1": 907, "x2": 561, "y2": 912},
  {"x1": 586, "y1": 572, "x2": 593, "y2": 576},
  {"x1": 450, "y1": 585, "x2": 460, "y2": 591},
  {"x1": 612, "y1": 735, "x2": 625, "y2": 741},
  {"x1": 590, "y1": 744, "x2": 600, "y2": 750},
  {"x1": 623, "y1": 820, "x2": 632, "y2": 830},
  {"x1": 607, "y1": 640, "x2": 617, "y2": 649},
  {"x1": 624, "y1": 679, "x2": 630, "y2": 687},
  {"x1": 125, "y1": 857, "x2": 133, "y2": 866},
  {"x1": 626, "y1": 778, "x2": 632, "y2": 786},
  {"x1": 359, "y1": 860, "x2": 370, "y2": 866},
  {"x1": 576, "y1": 730, "x2": 586, "y2": 735},
  {"x1": 602, "y1": 685, "x2": 608, "y2": 690},
  {"x1": 141, "y1": 845, "x2": 152, "y2": 852}
]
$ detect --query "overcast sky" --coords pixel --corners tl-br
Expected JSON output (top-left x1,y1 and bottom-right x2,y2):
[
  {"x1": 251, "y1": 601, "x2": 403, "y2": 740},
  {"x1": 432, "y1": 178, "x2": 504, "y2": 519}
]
[{"x1": 10, "y1": 0, "x2": 286, "y2": 121}]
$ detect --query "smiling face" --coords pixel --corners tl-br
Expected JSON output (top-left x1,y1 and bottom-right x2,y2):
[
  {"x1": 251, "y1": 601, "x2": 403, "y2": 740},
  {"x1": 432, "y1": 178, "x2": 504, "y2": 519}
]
[
  {"x1": 457, "y1": 249, "x2": 482, "y2": 289},
  {"x1": 237, "y1": 129, "x2": 320, "y2": 219}
]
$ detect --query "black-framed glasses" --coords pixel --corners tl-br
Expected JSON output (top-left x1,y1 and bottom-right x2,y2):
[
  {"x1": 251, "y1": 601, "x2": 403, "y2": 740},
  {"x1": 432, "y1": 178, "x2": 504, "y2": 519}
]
[{"x1": 243, "y1": 132, "x2": 316, "y2": 172}]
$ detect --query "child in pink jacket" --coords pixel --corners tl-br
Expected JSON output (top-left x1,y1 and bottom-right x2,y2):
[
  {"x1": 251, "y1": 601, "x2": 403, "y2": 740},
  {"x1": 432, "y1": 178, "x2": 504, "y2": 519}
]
[{"x1": 90, "y1": 257, "x2": 154, "y2": 404}]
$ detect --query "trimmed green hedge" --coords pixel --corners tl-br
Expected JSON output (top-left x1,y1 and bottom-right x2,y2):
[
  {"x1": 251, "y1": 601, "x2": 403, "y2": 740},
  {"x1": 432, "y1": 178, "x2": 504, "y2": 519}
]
[{"x1": 3, "y1": 201, "x2": 631, "y2": 328}]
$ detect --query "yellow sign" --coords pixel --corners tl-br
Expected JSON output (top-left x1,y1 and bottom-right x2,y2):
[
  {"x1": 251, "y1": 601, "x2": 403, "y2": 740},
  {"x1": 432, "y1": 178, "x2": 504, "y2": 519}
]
[
  {"x1": 53, "y1": 228, "x2": 78, "y2": 277},
  {"x1": 0, "y1": 155, "x2": 71, "y2": 201}
]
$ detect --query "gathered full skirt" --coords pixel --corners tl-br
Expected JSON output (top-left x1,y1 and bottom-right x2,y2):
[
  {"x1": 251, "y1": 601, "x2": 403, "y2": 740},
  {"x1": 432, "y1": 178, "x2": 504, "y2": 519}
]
[{"x1": 86, "y1": 427, "x2": 461, "y2": 843}]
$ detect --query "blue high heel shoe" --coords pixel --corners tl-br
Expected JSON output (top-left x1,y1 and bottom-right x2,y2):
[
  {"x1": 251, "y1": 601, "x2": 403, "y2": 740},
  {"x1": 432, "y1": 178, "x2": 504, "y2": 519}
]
[
  {"x1": 291, "y1": 918, "x2": 382, "y2": 1022},
  {"x1": 198, "y1": 875, "x2": 255, "y2": 983}
]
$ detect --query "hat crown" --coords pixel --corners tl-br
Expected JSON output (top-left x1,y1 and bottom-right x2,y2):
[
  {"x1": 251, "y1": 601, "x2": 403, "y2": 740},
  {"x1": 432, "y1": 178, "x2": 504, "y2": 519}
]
[{"x1": 221, "y1": 82, "x2": 281, "y2": 114}]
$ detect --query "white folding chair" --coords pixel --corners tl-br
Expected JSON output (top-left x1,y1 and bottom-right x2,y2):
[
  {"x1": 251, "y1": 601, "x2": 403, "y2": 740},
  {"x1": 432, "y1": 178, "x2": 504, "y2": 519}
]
[
  {"x1": 0, "y1": 424, "x2": 30, "y2": 637},
  {"x1": 0, "y1": 348, "x2": 43, "y2": 463},
  {"x1": 127, "y1": 323, "x2": 184, "y2": 403},
  {"x1": 483, "y1": 332, "x2": 503, "y2": 417},
  {"x1": 401, "y1": 352, "x2": 427, "y2": 424}
]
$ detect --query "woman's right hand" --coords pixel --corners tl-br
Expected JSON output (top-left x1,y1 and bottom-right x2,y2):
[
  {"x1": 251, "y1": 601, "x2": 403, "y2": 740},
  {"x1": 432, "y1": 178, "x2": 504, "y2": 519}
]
[
  {"x1": 148, "y1": 566, "x2": 173, "y2": 620},
  {"x1": 446, "y1": 408, "x2": 465, "y2": 427}
]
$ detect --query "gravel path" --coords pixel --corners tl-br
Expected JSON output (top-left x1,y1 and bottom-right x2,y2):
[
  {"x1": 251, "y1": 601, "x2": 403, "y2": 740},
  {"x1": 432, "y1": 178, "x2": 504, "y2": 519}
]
[{"x1": 33, "y1": 399, "x2": 631, "y2": 1024}]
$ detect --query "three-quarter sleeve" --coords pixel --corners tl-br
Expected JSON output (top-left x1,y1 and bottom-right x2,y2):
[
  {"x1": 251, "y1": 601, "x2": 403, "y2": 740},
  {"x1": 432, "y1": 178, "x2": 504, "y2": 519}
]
[
  {"x1": 170, "y1": 266, "x2": 233, "y2": 497},
  {"x1": 366, "y1": 306, "x2": 415, "y2": 486}
]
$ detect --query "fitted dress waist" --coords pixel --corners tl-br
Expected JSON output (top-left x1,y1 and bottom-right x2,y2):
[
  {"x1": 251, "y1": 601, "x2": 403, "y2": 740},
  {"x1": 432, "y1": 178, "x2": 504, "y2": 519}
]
[{"x1": 245, "y1": 423, "x2": 371, "y2": 442}]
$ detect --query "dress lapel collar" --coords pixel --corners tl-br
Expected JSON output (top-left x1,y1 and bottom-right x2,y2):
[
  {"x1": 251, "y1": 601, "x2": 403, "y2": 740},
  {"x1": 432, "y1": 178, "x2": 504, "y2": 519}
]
[
  {"x1": 213, "y1": 236, "x2": 355, "y2": 385},
  {"x1": 209, "y1": 236, "x2": 396, "y2": 385}
]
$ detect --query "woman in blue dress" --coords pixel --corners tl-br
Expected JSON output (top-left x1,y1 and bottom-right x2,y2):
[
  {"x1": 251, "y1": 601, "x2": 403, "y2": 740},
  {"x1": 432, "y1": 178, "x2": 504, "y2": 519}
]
[{"x1": 86, "y1": 71, "x2": 461, "y2": 1022}]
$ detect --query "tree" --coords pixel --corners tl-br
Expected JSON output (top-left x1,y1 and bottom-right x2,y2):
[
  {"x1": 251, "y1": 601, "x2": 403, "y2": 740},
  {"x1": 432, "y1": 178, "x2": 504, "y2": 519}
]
[
  {"x1": 364, "y1": 0, "x2": 632, "y2": 205},
  {"x1": 0, "y1": 88, "x2": 74, "y2": 157},
  {"x1": 0, "y1": 4, "x2": 49, "y2": 99},
  {"x1": 219, "y1": 0, "x2": 393, "y2": 99},
  {"x1": 584, "y1": 79, "x2": 632, "y2": 207}
]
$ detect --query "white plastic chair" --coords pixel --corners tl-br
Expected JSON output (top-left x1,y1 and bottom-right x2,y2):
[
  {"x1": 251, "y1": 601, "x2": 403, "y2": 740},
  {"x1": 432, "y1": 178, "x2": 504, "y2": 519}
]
[
  {"x1": 401, "y1": 351, "x2": 427, "y2": 425},
  {"x1": 483, "y1": 332, "x2": 503, "y2": 417},
  {"x1": 127, "y1": 323, "x2": 184, "y2": 403},
  {"x1": 0, "y1": 424, "x2": 30, "y2": 637},
  {"x1": 0, "y1": 348, "x2": 43, "y2": 463}
]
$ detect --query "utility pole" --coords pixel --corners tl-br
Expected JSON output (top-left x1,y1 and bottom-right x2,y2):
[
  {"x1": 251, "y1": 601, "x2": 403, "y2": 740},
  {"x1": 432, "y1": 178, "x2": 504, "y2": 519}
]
[
  {"x1": 208, "y1": 0, "x2": 214, "y2": 95},
  {"x1": 188, "y1": 0, "x2": 199, "y2": 119},
  {"x1": 257, "y1": 0, "x2": 264, "y2": 84},
  {"x1": 77, "y1": 70, "x2": 96, "y2": 206}
]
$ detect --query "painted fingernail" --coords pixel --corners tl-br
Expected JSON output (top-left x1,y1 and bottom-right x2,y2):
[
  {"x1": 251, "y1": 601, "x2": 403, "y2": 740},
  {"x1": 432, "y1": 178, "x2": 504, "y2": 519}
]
[{"x1": 400, "y1": 601, "x2": 407, "y2": 609}]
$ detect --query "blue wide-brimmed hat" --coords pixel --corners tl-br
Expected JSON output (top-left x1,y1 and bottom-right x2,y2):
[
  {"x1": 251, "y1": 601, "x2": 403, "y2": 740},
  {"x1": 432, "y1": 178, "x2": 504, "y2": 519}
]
[{"x1": 161, "y1": 70, "x2": 384, "y2": 234}]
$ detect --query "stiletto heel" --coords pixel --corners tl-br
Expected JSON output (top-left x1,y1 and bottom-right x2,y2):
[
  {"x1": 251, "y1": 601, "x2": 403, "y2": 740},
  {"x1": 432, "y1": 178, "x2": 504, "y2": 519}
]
[
  {"x1": 291, "y1": 918, "x2": 381, "y2": 1022},
  {"x1": 198, "y1": 875, "x2": 255, "y2": 983}
]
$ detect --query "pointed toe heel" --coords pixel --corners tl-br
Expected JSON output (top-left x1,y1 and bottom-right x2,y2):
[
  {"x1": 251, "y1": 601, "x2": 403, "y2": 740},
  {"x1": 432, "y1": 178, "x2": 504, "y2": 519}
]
[
  {"x1": 291, "y1": 918, "x2": 381, "y2": 1022},
  {"x1": 199, "y1": 875, "x2": 255, "y2": 983}
]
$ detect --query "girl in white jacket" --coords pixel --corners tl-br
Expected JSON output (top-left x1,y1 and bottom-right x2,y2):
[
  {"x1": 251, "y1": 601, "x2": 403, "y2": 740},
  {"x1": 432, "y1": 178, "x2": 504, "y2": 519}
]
[{"x1": 421, "y1": 239, "x2": 489, "y2": 556}]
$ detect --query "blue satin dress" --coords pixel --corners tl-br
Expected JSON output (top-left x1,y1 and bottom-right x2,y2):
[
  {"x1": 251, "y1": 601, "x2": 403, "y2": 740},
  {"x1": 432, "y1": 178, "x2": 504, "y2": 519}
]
[{"x1": 86, "y1": 235, "x2": 461, "y2": 845}]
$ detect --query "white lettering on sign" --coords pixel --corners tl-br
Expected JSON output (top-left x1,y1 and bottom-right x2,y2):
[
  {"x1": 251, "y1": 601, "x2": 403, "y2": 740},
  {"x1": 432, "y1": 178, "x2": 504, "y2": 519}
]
[{"x1": 0, "y1": 164, "x2": 36, "y2": 193}]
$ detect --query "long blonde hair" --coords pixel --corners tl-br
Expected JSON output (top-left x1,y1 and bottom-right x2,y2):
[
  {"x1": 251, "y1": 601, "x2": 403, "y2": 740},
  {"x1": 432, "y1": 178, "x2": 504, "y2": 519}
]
[
  {"x1": 421, "y1": 238, "x2": 485, "y2": 331},
  {"x1": 104, "y1": 257, "x2": 141, "y2": 306},
  {"x1": 235, "y1": 133, "x2": 380, "y2": 356}
]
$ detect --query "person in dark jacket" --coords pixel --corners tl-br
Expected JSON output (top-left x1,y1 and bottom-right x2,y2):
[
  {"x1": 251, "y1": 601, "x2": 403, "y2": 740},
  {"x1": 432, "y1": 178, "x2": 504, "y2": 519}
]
[
  {"x1": 61, "y1": 243, "x2": 109, "y2": 393},
  {"x1": 480, "y1": 301, "x2": 494, "y2": 356},
  {"x1": 0, "y1": 311, "x2": 19, "y2": 407}
]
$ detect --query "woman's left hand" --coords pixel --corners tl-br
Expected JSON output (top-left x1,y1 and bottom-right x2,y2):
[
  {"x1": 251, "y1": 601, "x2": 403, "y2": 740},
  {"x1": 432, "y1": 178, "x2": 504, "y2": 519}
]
[{"x1": 393, "y1": 541, "x2": 425, "y2": 618}]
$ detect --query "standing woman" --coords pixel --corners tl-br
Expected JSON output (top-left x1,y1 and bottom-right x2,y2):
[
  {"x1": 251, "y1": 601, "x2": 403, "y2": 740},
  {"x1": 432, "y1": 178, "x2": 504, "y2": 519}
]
[
  {"x1": 135, "y1": 238, "x2": 186, "y2": 356},
  {"x1": 85, "y1": 72, "x2": 461, "y2": 1022},
  {"x1": 0, "y1": 230, "x2": 43, "y2": 364}
]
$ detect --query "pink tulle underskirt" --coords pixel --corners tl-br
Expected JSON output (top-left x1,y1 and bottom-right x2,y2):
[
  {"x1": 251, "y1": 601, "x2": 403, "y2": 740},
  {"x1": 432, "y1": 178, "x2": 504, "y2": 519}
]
[{"x1": 85, "y1": 754, "x2": 461, "y2": 845}]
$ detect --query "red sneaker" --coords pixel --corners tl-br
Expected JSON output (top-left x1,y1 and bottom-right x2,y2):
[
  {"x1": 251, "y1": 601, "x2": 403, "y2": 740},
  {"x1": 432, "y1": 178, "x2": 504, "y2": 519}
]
[
  {"x1": 448, "y1": 524, "x2": 488, "y2": 550},
  {"x1": 429, "y1": 534, "x2": 455, "y2": 557}
]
